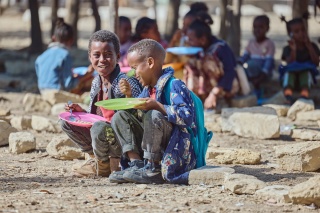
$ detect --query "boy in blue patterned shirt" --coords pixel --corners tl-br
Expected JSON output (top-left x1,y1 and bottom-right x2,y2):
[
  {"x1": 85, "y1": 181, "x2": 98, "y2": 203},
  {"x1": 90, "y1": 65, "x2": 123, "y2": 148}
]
[{"x1": 110, "y1": 39, "x2": 197, "y2": 184}]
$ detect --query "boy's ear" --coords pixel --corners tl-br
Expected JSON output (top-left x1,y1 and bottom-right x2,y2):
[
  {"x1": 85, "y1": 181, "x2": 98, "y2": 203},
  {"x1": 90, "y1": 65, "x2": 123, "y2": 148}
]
[
  {"x1": 116, "y1": 52, "x2": 120, "y2": 62},
  {"x1": 147, "y1": 57, "x2": 155, "y2": 69}
]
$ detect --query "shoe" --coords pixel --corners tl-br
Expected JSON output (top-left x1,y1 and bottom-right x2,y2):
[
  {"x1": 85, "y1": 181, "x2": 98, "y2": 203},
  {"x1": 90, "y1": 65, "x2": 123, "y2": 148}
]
[
  {"x1": 110, "y1": 157, "x2": 121, "y2": 173},
  {"x1": 109, "y1": 160, "x2": 144, "y2": 183},
  {"x1": 73, "y1": 158, "x2": 111, "y2": 177},
  {"x1": 72, "y1": 154, "x2": 94, "y2": 172},
  {"x1": 285, "y1": 95, "x2": 295, "y2": 105},
  {"x1": 122, "y1": 162, "x2": 165, "y2": 184}
]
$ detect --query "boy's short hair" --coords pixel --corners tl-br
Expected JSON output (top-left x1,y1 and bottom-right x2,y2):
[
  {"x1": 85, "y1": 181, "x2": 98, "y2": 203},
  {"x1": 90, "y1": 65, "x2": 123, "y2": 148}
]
[
  {"x1": 127, "y1": 39, "x2": 166, "y2": 64},
  {"x1": 254, "y1": 15, "x2": 270, "y2": 27},
  {"x1": 119, "y1": 16, "x2": 131, "y2": 25},
  {"x1": 88, "y1": 30, "x2": 120, "y2": 55}
]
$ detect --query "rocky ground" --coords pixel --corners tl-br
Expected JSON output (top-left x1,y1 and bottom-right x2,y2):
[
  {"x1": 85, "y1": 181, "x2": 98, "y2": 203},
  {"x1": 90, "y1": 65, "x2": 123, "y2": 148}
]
[{"x1": 1, "y1": 90, "x2": 320, "y2": 213}]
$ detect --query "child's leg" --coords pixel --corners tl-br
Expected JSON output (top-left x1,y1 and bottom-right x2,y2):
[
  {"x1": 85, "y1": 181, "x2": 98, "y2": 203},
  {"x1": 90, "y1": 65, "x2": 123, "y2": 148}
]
[
  {"x1": 282, "y1": 72, "x2": 296, "y2": 104},
  {"x1": 109, "y1": 111, "x2": 145, "y2": 183},
  {"x1": 297, "y1": 71, "x2": 311, "y2": 98},
  {"x1": 121, "y1": 110, "x2": 172, "y2": 184},
  {"x1": 90, "y1": 121, "x2": 122, "y2": 174},
  {"x1": 61, "y1": 120, "x2": 92, "y2": 154},
  {"x1": 141, "y1": 110, "x2": 173, "y2": 163},
  {"x1": 111, "y1": 111, "x2": 144, "y2": 160}
]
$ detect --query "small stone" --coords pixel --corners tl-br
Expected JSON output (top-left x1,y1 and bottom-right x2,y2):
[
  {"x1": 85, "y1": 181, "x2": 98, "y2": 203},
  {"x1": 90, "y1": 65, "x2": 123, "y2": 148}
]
[
  {"x1": 188, "y1": 165, "x2": 235, "y2": 185},
  {"x1": 287, "y1": 99, "x2": 314, "y2": 120},
  {"x1": 9, "y1": 132, "x2": 36, "y2": 154},
  {"x1": 289, "y1": 176, "x2": 320, "y2": 206},
  {"x1": 0, "y1": 109, "x2": 10, "y2": 116},
  {"x1": 31, "y1": 115, "x2": 57, "y2": 132},
  {"x1": 46, "y1": 135, "x2": 84, "y2": 160},
  {"x1": 22, "y1": 93, "x2": 51, "y2": 114},
  {"x1": 206, "y1": 148, "x2": 261, "y2": 165},
  {"x1": 230, "y1": 94, "x2": 257, "y2": 108},
  {"x1": 136, "y1": 184, "x2": 149, "y2": 189},
  {"x1": 263, "y1": 104, "x2": 289, "y2": 117},
  {"x1": 0, "y1": 120, "x2": 17, "y2": 146},
  {"x1": 255, "y1": 185, "x2": 291, "y2": 203},
  {"x1": 41, "y1": 90, "x2": 82, "y2": 105},
  {"x1": 10, "y1": 116, "x2": 32, "y2": 130},
  {"x1": 224, "y1": 174, "x2": 266, "y2": 195},
  {"x1": 274, "y1": 141, "x2": 320, "y2": 172},
  {"x1": 291, "y1": 129, "x2": 320, "y2": 141},
  {"x1": 296, "y1": 110, "x2": 320, "y2": 121}
]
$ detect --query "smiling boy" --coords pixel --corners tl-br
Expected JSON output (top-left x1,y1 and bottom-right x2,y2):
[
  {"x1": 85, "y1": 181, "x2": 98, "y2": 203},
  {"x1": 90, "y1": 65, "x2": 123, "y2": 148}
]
[
  {"x1": 61, "y1": 30, "x2": 141, "y2": 177},
  {"x1": 109, "y1": 39, "x2": 197, "y2": 184}
]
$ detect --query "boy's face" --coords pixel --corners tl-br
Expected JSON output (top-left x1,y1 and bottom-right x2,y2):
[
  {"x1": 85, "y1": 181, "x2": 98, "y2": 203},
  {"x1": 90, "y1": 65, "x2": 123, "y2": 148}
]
[
  {"x1": 118, "y1": 21, "x2": 132, "y2": 44},
  {"x1": 253, "y1": 19, "x2": 268, "y2": 41},
  {"x1": 89, "y1": 41, "x2": 119, "y2": 78},
  {"x1": 127, "y1": 51, "x2": 153, "y2": 87}
]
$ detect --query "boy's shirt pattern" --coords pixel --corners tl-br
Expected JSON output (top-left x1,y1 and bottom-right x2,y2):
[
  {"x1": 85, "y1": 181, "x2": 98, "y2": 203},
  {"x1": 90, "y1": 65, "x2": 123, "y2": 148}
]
[
  {"x1": 139, "y1": 67, "x2": 197, "y2": 184},
  {"x1": 88, "y1": 65, "x2": 142, "y2": 115}
]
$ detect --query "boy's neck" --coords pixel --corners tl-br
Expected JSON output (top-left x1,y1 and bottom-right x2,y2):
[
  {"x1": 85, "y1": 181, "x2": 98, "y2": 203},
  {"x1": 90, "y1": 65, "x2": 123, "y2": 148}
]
[
  {"x1": 256, "y1": 36, "x2": 267, "y2": 43},
  {"x1": 150, "y1": 68, "x2": 163, "y2": 88}
]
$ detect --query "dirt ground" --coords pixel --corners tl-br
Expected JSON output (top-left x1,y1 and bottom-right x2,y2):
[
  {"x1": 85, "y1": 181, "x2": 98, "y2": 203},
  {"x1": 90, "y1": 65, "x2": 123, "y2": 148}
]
[
  {"x1": 1, "y1": 92, "x2": 320, "y2": 213},
  {"x1": 1, "y1": 5, "x2": 320, "y2": 213}
]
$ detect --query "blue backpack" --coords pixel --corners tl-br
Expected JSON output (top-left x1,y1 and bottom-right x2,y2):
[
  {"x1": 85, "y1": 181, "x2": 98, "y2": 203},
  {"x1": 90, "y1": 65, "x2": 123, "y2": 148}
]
[{"x1": 164, "y1": 77, "x2": 213, "y2": 168}]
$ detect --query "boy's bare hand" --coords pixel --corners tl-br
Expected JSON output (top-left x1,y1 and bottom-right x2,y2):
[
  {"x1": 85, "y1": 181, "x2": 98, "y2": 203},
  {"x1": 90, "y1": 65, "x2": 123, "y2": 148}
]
[
  {"x1": 119, "y1": 79, "x2": 132, "y2": 98},
  {"x1": 204, "y1": 93, "x2": 217, "y2": 109},
  {"x1": 64, "y1": 103, "x2": 85, "y2": 112},
  {"x1": 134, "y1": 98, "x2": 166, "y2": 115},
  {"x1": 288, "y1": 39, "x2": 296, "y2": 51}
]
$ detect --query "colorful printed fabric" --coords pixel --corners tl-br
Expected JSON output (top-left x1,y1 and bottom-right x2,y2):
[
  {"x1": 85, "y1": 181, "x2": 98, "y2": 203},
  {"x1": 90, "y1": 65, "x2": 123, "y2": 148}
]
[{"x1": 88, "y1": 65, "x2": 142, "y2": 115}]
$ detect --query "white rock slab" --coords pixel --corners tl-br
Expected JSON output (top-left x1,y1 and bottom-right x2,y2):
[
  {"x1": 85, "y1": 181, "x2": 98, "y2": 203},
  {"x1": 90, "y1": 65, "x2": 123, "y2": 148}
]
[{"x1": 9, "y1": 132, "x2": 36, "y2": 154}]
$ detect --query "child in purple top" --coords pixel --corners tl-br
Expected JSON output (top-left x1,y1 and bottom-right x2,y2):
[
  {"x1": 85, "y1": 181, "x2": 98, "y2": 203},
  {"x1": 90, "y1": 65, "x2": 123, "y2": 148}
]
[{"x1": 238, "y1": 15, "x2": 275, "y2": 90}]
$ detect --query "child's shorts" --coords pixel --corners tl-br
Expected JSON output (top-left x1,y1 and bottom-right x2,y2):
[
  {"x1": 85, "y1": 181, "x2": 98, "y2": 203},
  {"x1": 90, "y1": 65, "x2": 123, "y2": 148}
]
[{"x1": 282, "y1": 70, "x2": 311, "y2": 90}]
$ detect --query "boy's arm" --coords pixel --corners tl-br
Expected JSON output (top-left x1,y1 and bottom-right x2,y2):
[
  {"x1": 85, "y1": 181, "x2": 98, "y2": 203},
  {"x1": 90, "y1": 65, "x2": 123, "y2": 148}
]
[
  {"x1": 262, "y1": 40, "x2": 276, "y2": 75},
  {"x1": 307, "y1": 42, "x2": 320, "y2": 66},
  {"x1": 60, "y1": 54, "x2": 79, "y2": 91},
  {"x1": 216, "y1": 45, "x2": 236, "y2": 92},
  {"x1": 238, "y1": 41, "x2": 251, "y2": 64},
  {"x1": 163, "y1": 80, "x2": 194, "y2": 128}
]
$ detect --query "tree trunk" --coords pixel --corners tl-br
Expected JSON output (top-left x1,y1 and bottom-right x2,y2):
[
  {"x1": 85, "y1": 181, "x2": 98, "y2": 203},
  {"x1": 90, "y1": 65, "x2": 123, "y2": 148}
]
[
  {"x1": 51, "y1": 0, "x2": 59, "y2": 38},
  {"x1": 65, "y1": 0, "x2": 80, "y2": 47},
  {"x1": 164, "y1": 0, "x2": 181, "y2": 41},
  {"x1": 226, "y1": 0, "x2": 242, "y2": 57},
  {"x1": 28, "y1": 0, "x2": 43, "y2": 54},
  {"x1": 91, "y1": 0, "x2": 101, "y2": 32},
  {"x1": 109, "y1": 0, "x2": 118, "y2": 34},
  {"x1": 153, "y1": 0, "x2": 157, "y2": 21},
  {"x1": 219, "y1": 0, "x2": 228, "y2": 40},
  {"x1": 292, "y1": 0, "x2": 309, "y2": 29}
]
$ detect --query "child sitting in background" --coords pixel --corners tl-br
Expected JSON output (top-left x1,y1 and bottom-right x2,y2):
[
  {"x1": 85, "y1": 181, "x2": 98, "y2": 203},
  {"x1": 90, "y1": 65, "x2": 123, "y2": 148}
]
[
  {"x1": 238, "y1": 15, "x2": 275, "y2": 93},
  {"x1": 35, "y1": 18, "x2": 92, "y2": 93},
  {"x1": 168, "y1": 2, "x2": 212, "y2": 48},
  {"x1": 185, "y1": 19, "x2": 240, "y2": 110},
  {"x1": 279, "y1": 16, "x2": 320, "y2": 104},
  {"x1": 133, "y1": 17, "x2": 168, "y2": 49},
  {"x1": 118, "y1": 16, "x2": 134, "y2": 68},
  {"x1": 109, "y1": 39, "x2": 197, "y2": 184}
]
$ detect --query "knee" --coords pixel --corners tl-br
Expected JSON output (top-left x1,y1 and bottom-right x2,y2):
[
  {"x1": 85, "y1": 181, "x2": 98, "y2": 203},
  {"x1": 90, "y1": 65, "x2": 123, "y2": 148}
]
[
  {"x1": 61, "y1": 120, "x2": 71, "y2": 132},
  {"x1": 144, "y1": 110, "x2": 163, "y2": 124},
  {"x1": 111, "y1": 111, "x2": 130, "y2": 127},
  {"x1": 90, "y1": 121, "x2": 108, "y2": 136}
]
